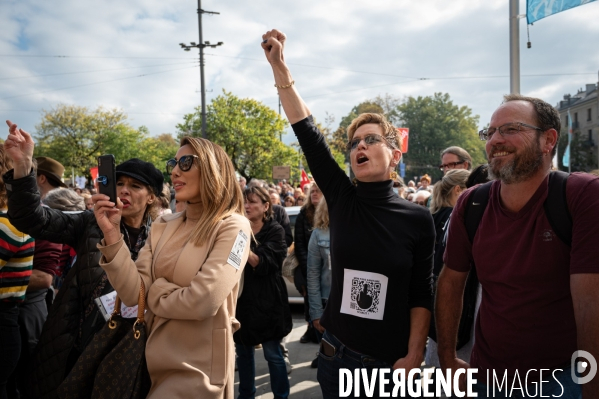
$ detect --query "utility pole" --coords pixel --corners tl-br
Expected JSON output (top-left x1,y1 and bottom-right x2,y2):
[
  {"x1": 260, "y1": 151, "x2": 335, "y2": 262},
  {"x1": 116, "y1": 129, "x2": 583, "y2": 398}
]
[
  {"x1": 509, "y1": 0, "x2": 520, "y2": 94},
  {"x1": 179, "y1": 0, "x2": 223, "y2": 139}
]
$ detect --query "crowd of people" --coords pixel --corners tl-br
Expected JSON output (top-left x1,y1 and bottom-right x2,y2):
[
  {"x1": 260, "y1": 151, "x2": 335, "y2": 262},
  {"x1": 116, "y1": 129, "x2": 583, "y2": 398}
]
[{"x1": 1, "y1": 28, "x2": 599, "y2": 399}]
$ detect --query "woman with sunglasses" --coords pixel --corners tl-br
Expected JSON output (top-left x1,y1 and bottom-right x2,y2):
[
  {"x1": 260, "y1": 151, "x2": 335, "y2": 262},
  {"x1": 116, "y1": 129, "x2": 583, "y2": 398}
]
[
  {"x1": 4, "y1": 120, "x2": 163, "y2": 399},
  {"x1": 261, "y1": 31, "x2": 435, "y2": 398},
  {"x1": 283, "y1": 195, "x2": 295, "y2": 207},
  {"x1": 93, "y1": 137, "x2": 251, "y2": 398}
]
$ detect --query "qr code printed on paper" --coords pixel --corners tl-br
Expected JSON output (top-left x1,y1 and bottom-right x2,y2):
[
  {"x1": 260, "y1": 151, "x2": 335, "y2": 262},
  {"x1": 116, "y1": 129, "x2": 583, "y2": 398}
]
[{"x1": 349, "y1": 278, "x2": 381, "y2": 315}]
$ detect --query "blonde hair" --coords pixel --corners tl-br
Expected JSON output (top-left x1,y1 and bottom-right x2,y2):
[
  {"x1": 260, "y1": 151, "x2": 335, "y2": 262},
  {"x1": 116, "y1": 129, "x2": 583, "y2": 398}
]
[
  {"x1": 302, "y1": 182, "x2": 320, "y2": 225},
  {"x1": 346, "y1": 113, "x2": 401, "y2": 150},
  {"x1": 313, "y1": 197, "x2": 329, "y2": 230},
  {"x1": 180, "y1": 137, "x2": 245, "y2": 246},
  {"x1": 430, "y1": 169, "x2": 470, "y2": 214}
]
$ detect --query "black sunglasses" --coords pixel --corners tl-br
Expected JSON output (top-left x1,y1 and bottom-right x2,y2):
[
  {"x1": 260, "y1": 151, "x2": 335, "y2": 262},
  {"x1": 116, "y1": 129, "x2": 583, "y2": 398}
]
[
  {"x1": 346, "y1": 134, "x2": 394, "y2": 152},
  {"x1": 166, "y1": 155, "x2": 199, "y2": 174}
]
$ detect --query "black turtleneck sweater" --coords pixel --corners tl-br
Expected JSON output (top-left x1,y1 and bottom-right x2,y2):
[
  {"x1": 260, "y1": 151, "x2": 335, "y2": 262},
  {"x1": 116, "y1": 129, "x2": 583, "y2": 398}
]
[{"x1": 292, "y1": 116, "x2": 435, "y2": 364}]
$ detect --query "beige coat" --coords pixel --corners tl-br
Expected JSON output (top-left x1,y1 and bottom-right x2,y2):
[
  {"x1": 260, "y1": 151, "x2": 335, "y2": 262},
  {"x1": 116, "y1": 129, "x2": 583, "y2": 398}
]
[{"x1": 98, "y1": 211, "x2": 251, "y2": 398}]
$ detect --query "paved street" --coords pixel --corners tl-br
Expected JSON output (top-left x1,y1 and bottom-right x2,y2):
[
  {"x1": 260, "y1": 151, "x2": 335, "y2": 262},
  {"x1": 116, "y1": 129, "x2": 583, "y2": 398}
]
[{"x1": 234, "y1": 305, "x2": 323, "y2": 399}]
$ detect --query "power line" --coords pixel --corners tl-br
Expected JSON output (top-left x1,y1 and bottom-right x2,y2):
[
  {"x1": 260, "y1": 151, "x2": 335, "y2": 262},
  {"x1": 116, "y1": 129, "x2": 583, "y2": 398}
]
[
  {"x1": 203, "y1": 52, "x2": 597, "y2": 81},
  {"x1": 0, "y1": 61, "x2": 199, "y2": 81},
  {"x1": 1, "y1": 64, "x2": 199, "y2": 100},
  {"x1": 2, "y1": 53, "x2": 595, "y2": 81},
  {"x1": 302, "y1": 79, "x2": 420, "y2": 100},
  {"x1": 0, "y1": 54, "x2": 193, "y2": 60}
]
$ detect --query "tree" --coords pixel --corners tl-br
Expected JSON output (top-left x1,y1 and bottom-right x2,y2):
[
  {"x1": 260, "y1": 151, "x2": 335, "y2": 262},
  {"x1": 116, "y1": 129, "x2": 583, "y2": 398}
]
[
  {"x1": 558, "y1": 130, "x2": 597, "y2": 172},
  {"x1": 34, "y1": 104, "x2": 179, "y2": 182},
  {"x1": 396, "y1": 93, "x2": 486, "y2": 180},
  {"x1": 177, "y1": 90, "x2": 299, "y2": 181}
]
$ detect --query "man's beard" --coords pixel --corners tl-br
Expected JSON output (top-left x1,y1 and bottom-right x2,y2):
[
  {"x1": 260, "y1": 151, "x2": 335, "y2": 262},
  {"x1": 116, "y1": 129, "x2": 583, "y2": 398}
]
[{"x1": 488, "y1": 140, "x2": 544, "y2": 184}]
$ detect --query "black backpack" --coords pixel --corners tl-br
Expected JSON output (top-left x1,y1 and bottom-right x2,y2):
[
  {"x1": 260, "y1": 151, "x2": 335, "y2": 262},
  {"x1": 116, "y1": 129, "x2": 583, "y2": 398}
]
[{"x1": 464, "y1": 171, "x2": 572, "y2": 246}]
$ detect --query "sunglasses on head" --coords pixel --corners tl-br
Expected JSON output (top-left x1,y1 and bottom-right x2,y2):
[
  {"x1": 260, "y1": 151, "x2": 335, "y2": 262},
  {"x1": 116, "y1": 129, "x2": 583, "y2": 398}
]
[
  {"x1": 346, "y1": 134, "x2": 394, "y2": 152},
  {"x1": 166, "y1": 155, "x2": 199, "y2": 174}
]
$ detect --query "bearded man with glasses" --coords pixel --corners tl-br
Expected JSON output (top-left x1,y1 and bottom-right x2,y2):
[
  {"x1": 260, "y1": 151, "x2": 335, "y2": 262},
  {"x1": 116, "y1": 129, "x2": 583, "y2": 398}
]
[{"x1": 436, "y1": 94, "x2": 599, "y2": 397}]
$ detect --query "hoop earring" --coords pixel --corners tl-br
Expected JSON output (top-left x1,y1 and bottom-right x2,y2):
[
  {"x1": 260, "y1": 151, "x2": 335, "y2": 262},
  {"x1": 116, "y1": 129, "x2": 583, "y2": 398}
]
[{"x1": 390, "y1": 171, "x2": 398, "y2": 180}]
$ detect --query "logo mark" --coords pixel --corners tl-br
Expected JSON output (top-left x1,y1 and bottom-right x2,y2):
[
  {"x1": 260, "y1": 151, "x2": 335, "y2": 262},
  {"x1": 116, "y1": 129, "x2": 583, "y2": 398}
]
[{"x1": 571, "y1": 350, "x2": 597, "y2": 384}]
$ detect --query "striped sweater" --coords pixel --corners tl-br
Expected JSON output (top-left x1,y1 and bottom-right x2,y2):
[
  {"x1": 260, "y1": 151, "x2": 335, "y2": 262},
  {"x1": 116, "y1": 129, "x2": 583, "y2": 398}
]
[{"x1": 0, "y1": 210, "x2": 35, "y2": 302}]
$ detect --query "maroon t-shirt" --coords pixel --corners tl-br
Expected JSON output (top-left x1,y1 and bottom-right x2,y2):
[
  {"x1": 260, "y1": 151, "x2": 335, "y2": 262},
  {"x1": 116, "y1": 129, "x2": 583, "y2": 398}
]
[{"x1": 444, "y1": 172, "x2": 599, "y2": 379}]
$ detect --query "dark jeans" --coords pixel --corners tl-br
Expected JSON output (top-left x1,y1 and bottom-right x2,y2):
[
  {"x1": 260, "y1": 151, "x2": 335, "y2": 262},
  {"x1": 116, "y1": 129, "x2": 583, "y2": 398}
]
[
  {"x1": 236, "y1": 340, "x2": 290, "y2": 399},
  {"x1": 7, "y1": 289, "x2": 48, "y2": 399},
  {"x1": 0, "y1": 304, "x2": 21, "y2": 399},
  {"x1": 317, "y1": 331, "x2": 417, "y2": 399}
]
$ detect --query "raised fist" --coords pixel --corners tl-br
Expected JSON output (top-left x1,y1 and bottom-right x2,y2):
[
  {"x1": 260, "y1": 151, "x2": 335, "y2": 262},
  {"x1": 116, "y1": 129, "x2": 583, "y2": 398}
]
[{"x1": 261, "y1": 29, "x2": 286, "y2": 66}]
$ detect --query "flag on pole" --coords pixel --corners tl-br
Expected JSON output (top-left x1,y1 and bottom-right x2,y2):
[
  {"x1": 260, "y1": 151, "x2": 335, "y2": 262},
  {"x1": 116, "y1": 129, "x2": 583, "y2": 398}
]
[
  {"x1": 562, "y1": 110, "x2": 573, "y2": 168},
  {"x1": 397, "y1": 128, "x2": 409, "y2": 153},
  {"x1": 90, "y1": 166, "x2": 99, "y2": 182},
  {"x1": 527, "y1": 0, "x2": 597, "y2": 24},
  {"x1": 300, "y1": 169, "x2": 311, "y2": 190}
]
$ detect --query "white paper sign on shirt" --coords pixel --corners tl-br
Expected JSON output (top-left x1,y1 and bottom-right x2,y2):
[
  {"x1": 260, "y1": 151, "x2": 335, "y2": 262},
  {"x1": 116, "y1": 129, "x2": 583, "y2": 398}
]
[
  {"x1": 94, "y1": 291, "x2": 140, "y2": 322},
  {"x1": 227, "y1": 230, "x2": 248, "y2": 270},
  {"x1": 340, "y1": 269, "x2": 389, "y2": 320}
]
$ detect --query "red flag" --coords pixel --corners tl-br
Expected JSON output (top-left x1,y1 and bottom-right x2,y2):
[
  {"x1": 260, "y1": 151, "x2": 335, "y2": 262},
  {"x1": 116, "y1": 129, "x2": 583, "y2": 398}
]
[
  {"x1": 300, "y1": 169, "x2": 311, "y2": 190},
  {"x1": 90, "y1": 166, "x2": 98, "y2": 182},
  {"x1": 397, "y1": 128, "x2": 409, "y2": 153}
]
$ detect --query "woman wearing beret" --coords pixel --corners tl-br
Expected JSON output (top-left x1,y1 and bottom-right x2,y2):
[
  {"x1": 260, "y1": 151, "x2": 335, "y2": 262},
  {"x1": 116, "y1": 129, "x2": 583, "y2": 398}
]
[{"x1": 4, "y1": 120, "x2": 164, "y2": 399}]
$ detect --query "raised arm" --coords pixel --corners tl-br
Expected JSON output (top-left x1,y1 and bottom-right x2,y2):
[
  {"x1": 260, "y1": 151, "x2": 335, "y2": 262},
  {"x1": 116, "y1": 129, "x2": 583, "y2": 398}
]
[
  {"x1": 4, "y1": 120, "x2": 34, "y2": 178},
  {"x1": 262, "y1": 30, "x2": 310, "y2": 125},
  {"x1": 262, "y1": 30, "x2": 353, "y2": 203}
]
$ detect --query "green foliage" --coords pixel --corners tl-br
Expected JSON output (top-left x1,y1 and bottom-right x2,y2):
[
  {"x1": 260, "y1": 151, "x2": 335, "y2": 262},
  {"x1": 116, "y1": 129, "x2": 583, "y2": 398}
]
[
  {"x1": 397, "y1": 93, "x2": 486, "y2": 181},
  {"x1": 177, "y1": 90, "x2": 299, "y2": 181},
  {"x1": 34, "y1": 104, "x2": 179, "y2": 181}
]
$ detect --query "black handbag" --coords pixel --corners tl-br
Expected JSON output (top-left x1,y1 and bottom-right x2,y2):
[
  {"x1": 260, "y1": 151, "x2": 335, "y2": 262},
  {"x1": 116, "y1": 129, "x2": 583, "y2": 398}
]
[{"x1": 58, "y1": 280, "x2": 151, "y2": 399}]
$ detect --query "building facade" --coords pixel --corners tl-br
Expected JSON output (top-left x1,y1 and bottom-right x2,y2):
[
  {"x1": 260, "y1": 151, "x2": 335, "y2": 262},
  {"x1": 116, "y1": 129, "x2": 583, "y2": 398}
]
[{"x1": 556, "y1": 83, "x2": 599, "y2": 171}]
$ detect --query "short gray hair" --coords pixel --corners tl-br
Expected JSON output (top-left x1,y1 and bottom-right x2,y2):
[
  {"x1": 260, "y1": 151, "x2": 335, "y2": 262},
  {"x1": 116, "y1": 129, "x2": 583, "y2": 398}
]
[
  {"x1": 43, "y1": 188, "x2": 85, "y2": 211},
  {"x1": 441, "y1": 146, "x2": 472, "y2": 170}
]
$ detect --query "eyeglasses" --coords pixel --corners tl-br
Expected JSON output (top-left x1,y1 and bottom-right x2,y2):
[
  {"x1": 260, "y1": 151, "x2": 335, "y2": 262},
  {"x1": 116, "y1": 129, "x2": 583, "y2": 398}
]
[
  {"x1": 166, "y1": 155, "x2": 199, "y2": 174},
  {"x1": 439, "y1": 160, "x2": 466, "y2": 171},
  {"x1": 346, "y1": 134, "x2": 396, "y2": 152},
  {"x1": 479, "y1": 122, "x2": 543, "y2": 141},
  {"x1": 415, "y1": 201, "x2": 427, "y2": 206}
]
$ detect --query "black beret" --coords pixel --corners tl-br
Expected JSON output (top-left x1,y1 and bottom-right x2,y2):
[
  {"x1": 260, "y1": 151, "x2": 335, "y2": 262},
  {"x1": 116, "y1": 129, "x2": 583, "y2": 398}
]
[{"x1": 116, "y1": 158, "x2": 164, "y2": 196}]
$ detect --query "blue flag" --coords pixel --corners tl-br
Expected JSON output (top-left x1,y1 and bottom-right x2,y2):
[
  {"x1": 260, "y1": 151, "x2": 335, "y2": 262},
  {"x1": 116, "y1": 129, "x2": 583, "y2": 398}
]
[
  {"x1": 562, "y1": 110, "x2": 573, "y2": 168},
  {"x1": 527, "y1": 0, "x2": 597, "y2": 24}
]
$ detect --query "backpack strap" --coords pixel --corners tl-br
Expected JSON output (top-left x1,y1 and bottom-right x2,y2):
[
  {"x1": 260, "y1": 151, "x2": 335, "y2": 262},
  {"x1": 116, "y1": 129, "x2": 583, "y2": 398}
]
[
  {"x1": 464, "y1": 181, "x2": 493, "y2": 243},
  {"x1": 544, "y1": 171, "x2": 572, "y2": 247}
]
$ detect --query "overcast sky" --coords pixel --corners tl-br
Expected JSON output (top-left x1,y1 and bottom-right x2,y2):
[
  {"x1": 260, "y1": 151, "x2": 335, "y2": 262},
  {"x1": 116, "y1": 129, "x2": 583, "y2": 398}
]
[{"x1": 1, "y1": 0, "x2": 598, "y2": 145}]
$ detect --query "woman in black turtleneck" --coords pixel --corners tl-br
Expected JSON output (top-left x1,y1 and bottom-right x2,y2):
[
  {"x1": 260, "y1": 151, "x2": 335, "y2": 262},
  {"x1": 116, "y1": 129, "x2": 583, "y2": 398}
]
[{"x1": 261, "y1": 30, "x2": 435, "y2": 399}]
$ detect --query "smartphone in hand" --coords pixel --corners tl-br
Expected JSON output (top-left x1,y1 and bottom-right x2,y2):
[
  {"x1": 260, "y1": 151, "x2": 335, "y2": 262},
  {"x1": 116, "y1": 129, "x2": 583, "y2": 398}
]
[{"x1": 97, "y1": 155, "x2": 117, "y2": 204}]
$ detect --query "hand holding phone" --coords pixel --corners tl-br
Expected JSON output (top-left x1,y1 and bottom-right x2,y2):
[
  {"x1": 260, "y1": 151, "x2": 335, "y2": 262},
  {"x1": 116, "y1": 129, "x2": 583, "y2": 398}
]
[{"x1": 97, "y1": 155, "x2": 117, "y2": 203}]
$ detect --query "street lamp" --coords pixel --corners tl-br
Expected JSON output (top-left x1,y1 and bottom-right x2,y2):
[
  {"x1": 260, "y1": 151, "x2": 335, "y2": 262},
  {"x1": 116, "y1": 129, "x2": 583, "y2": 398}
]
[{"x1": 179, "y1": 0, "x2": 223, "y2": 139}]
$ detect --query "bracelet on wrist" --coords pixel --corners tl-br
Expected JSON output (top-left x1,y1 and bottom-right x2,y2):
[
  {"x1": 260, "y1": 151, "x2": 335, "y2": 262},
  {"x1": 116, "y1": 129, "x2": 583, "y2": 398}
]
[{"x1": 274, "y1": 80, "x2": 294, "y2": 89}]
